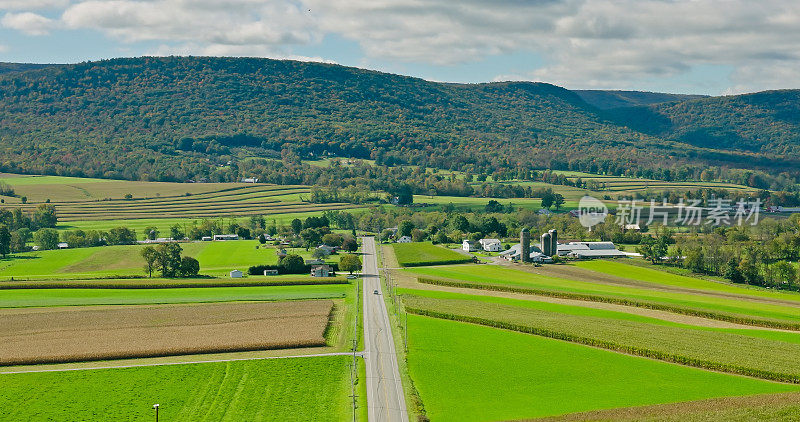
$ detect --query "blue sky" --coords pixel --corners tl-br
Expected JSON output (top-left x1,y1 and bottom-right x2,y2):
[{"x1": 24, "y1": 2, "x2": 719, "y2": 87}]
[{"x1": 1, "y1": 0, "x2": 798, "y2": 95}]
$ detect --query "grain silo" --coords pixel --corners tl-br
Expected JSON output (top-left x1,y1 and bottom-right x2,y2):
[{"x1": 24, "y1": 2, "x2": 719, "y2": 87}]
[
  {"x1": 549, "y1": 229, "x2": 558, "y2": 256},
  {"x1": 541, "y1": 232, "x2": 551, "y2": 256},
  {"x1": 520, "y1": 228, "x2": 530, "y2": 262}
]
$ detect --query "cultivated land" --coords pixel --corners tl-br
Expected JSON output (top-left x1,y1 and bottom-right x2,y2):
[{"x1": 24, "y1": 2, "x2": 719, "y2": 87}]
[
  {"x1": 0, "y1": 356, "x2": 362, "y2": 421},
  {"x1": 0, "y1": 301, "x2": 332, "y2": 365},
  {"x1": 406, "y1": 315, "x2": 797, "y2": 421},
  {"x1": 0, "y1": 241, "x2": 341, "y2": 279},
  {"x1": 391, "y1": 242, "x2": 472, "y2": 267}
]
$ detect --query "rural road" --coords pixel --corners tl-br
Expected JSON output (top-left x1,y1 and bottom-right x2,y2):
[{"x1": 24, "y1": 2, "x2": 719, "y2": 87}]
[{"x1": 361, "y1": 236, "x2": 408, "y2": 422}]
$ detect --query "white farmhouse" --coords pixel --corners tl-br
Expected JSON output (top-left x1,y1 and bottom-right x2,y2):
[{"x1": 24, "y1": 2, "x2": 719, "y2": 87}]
[
  {"x1": 462, "y1": 239, "x2": 478, "y2": 252},
  {"x1": 479, "y1": 238, "x2": 502, "y2": 252}
]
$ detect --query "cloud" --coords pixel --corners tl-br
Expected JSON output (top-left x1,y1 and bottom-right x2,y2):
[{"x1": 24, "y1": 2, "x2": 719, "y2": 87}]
[
  {"x1": 0, "y1": 0, "x2": 69, "y2": 10},
  {"x1": 61, "y1": 0, "x2": 318, "y2": 55},
  {"x1": 1, "y1": 12, "x2": 55, "y2": 35}
]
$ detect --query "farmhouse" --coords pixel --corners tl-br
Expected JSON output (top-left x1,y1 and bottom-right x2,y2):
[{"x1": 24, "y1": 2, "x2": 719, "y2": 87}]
[
  {"x1": 479, "y1": 238, "x2": 502, "y2": 252},
  {"x1": 462, "y1": 240, "x2": 478, "y2": 252},
  {"x1": 311, "y1": 264, "x2": 332, "y2": 277},
  {"x1": 230, "y1": 270, "x2": 243, "y2": 278},
  {"x1": 214, "y1": 234, "x2": 239, "y2": 241},
  {"x1": 397, "y1": 235, "x2": 412, "y2": 243}
]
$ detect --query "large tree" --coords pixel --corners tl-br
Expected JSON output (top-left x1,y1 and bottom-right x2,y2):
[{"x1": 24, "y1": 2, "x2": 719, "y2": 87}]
[
  {"x1": 0, "y1": 225, "x2": 11, "y2": 258},
  {"x1": 339, "y1": 254, "x2": 362, "y2": 274},
  {"x1": 155, "y1": 243, "x2": 183, "y2": 277},
  {"x1": 141, "y1": 246, "x2": 158, "y2": 277}
]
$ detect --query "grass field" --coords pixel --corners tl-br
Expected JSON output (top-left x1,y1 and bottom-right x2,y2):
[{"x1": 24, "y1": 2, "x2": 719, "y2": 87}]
[
  {"x1": 0, "y1": 284, "x2": 349, "y2": 308},
  {"x1": 0, "y1": 241, "x2": 332, "y2": 278},
  {"x1": 403, "y1": 292, "x2": 800, "y2": 382},
  {"x1": 0, "y1": 355, "x2": 363, "y2": 421},
  {"x1": 405, "y1": 265, "x2": 800, "y2": 325},
  {"x1": 391, "y1": 242, "x2": 473, "y2": 267},
  {"x1": 407, "y1": 315, "x2": 797, "y2": 421},
  {"x1": 0, "y1": 301, "x2": 333, "y2": 365}
]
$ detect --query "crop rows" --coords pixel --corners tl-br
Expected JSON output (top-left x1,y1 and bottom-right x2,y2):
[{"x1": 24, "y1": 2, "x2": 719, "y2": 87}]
[
  {"x1": 416, "y1": 276, "x2": 800, "y2": 330},
  {"x1": 0, "y1": 300, "x2": 334, "y2": 365},
  {"x1": 403, "y1": 295, "x2": 800, "y2": 384}
]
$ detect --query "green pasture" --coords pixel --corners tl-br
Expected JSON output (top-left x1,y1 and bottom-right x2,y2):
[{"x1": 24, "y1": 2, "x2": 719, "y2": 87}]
[
  {"x1": 0, "y1": 284, "x2": 349, "y2": 308},
  {"x1": 574, "y1": 260, "x2": 800, "y2": 303},
  {"x1": 405, "y1": 265, "x2": 800, "y2": 324},
  {"x1": 406, "y1": 315, "x2": 796, "y2": 422},
  {"x1": 403, "y1": 292, "x2": 800, "y2": 380},
  {"x1": 0, "y1": 241, "x2": 327, "y2": 278},
  {"x1": 391, "y1": 242, "x2": 472, "y2": 267},
  {"x1": 0, "y1": 355, "x2": 365, "y2": 421}
]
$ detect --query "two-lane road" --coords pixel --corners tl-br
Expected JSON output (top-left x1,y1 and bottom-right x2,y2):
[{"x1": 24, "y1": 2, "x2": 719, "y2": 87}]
[{"x1": 361, "y1": 236, "x2": 408, "y2": 422}]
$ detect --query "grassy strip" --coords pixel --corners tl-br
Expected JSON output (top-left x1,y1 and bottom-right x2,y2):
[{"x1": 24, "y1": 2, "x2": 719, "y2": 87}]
[
  {"x1": 417, "y1": 276, "x2": 800, "y2": 331},
  {"x1": 392, "y1": 242, "x2": 472, "y2": 267},
  {"x1": 405, "y1": 306, "x2": 800, "y2": 384},
  {"x1": 0, "y1": 278, "x2": 347, "y2": 290},
  {"x1": 400, "y1": 259, "x2": 473, "y2": 268}
]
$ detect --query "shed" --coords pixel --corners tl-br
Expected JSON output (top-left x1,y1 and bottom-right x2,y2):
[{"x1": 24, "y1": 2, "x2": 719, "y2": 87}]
[
  {"x1": 311, "y1": 264, "x2": 332, "y2": 277},
  {"x1": 397, "y1": 236, "x2": 412, "y2": 243},
  {"x1": 230, "y1": 270, "x2": 243, "y2": 278},
  {"x1": 263, "y1": 269, "x2": 279, "y2": 276}
]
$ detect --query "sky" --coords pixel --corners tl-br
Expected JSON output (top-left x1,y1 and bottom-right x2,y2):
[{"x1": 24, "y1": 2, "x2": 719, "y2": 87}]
[{"x1": 1, "y1": 0, "x2": 799, "y2": 95}]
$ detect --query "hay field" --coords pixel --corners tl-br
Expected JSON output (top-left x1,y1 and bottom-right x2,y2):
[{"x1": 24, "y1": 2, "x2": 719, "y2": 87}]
[
  {"x1": 406, "y1": 315, "x2": 796, "y2": 422},
  {"x1": 391, "y1": 242, "x2": 473, "y2": 267},
  {"x1": 0, "y1": 300, "x2": 333, "y2": 365},
  {"x1": 0, "y1": 355, "x2": 365, "y2": 421}
]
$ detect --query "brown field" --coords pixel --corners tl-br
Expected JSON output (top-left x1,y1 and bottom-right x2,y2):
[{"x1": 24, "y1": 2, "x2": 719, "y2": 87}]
[{"x1": 0, "y1": 300, "x2": 333, "y2": 365}]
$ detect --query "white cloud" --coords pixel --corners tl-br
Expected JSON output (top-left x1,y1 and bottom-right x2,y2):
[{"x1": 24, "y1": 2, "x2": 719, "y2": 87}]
[
  {"x1": 61, "y1": 0, "x2": 318, "y2": 56},
  {"x1": 0, "y1": 0, "x2": 69, "y2": 10},
  {"x1": 1, "y1": 12, "x2": 55, "y2": 35}
]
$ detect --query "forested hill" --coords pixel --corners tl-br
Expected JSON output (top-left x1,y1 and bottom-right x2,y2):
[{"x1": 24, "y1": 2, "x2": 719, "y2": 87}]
[
  {"x1": 0, "y1": 56, "x2": 796, "y2": 188},
  {"x1": 604, "y1": 90, "x2": 800, "y2": 155},
  {"x1": 574, "y1": 90, "x2": 707, "y2": 109}
]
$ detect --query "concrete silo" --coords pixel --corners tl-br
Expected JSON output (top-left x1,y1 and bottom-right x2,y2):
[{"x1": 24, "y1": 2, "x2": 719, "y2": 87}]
[
  {"x1": 549, "y1": 229, "x2": 558, "y2": 257},
  {"x1": 520, "y1": 228, "x2": 530, "y2": 262},
  {"x1": 541, "y1": 232, "x2": 551, "y2": 257}
]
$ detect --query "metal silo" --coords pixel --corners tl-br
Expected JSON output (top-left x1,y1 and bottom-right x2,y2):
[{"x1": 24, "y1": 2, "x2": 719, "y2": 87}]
[
  {"x1": 541, "y1": 232, "x2": 551, "y2": 257},
  {"x1": 549, "y1": 229, "x2": 558, "y2": 257},
  {"x1": 520, "y1": 228, "x2": 530, "y2": 262}
]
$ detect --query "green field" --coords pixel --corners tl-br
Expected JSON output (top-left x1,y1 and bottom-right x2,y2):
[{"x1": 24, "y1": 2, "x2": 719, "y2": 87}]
[
  {"x1": 403, "y1": 291, "x2": 800, "y2": 382},
  {"x1": 0, "y1": 356, "x2": 364, "y2": 421},
  {"x1": 391, "y1": 242, "x2": 472, "y2": 267},
  {"x1": 405, "y1": 265, "x2": 800, "y2": 325},
  {"x1": 0, "y1": 241, "x2": 331, "y2": 279},
  {"x1": 0, "y1": 284, "x2": 349, "y2": 308},
  {"x1": 407, "y1": 315, "x2": 796, "y2": 421}
]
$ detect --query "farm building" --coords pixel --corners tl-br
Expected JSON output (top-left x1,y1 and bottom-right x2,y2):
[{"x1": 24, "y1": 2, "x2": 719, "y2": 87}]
[
  {"x1": 263, "y1": 269, "x2": 279, "y2": 276},
  {"x1": 241, "y1": 177, "x2": 259, "y2": 183},
  {"x1": 499, "y1": 244, "x2": 552, "y2": 263},
  {"x1": 397, "y1": 236, "x2": 412, "y2": 243},
  {"x1": 316, "y1": 245, "x2": 337, "y2": 255},
  {"x1": 201, "y1": 236, "x2": 212, "y2": 241},
  {"x1": 230, "y1": 270, "x2": 243, "y2": 278},
  {"x1": 479, "y1": 238, "x2": 502, "y2": 252},
  {"x1": 556, "y1": 241, "x2": 627, "y2": 258},
  {"x1": 214, "y1": 234, "x2": 239, "y2": 241},
  {"x1": 57, "y1": 242, "x2": 69, "y2": 249},
  {"x1": 311, "y1": 264, "x2": 332, "y2": 277},
  {"x1": 462, "y1": 240, "x2": 478, "y2": 252}
]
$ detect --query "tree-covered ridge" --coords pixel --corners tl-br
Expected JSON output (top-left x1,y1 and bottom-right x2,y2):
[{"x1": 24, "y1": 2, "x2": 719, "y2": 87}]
[
  {"x1": 0, "y1": 56, "x2": 796, "y2": 188},
  {"x1": 607, "y1": 90, "x2": 800, "y2": 154},
  {"x1": 574, "y1": 90, "x2": 707, "y2": 110}
]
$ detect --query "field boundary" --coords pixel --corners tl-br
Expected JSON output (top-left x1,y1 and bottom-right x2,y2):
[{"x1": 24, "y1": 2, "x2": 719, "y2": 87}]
[
  {"x1": 0, "y1": 278, "x2": 348, "y2": 289},
  {"x1": 416, "y1": 277, "x2": 800, "y2": 331},
  {"x1": 405, "y1": 307, "x2": 800, "y2": 384}
]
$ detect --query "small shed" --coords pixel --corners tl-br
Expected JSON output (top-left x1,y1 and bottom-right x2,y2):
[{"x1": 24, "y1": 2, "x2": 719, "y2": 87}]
[
  {"x1": 201, "y1": 236, "x2": 212, "y2": 241},
  {"x1": 230, "y1": 270, "x2": 243, "y2": 278},
  {"x1": 311, "y1": 264, "x2": 332, "y2": 277},
  {"x1": 263, "y1": 269, "x2": 279, "y2": 276},
  {"x1": 57, "y1": 242, "x2": 69, "y2": 249},
  {"x1": 397, "y1": 236, "x2": 412, "y2": 243}
]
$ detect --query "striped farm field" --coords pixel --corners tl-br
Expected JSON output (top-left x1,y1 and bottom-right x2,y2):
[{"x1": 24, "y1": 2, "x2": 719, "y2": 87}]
[
  {"x1": 0, "y1": 300, "x2": 333, "y2": 365},
  {"x1": 0, "y1": 355, "x2": 364, "y2": 421},
  {"x1": 406, "y1": 314, "x2": 797, "y2": 421},
  {"x1": 12, "y1": 183, "x2": 356, "y2": 222}
]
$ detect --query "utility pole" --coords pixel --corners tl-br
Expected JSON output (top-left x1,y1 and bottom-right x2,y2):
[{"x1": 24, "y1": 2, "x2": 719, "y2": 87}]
[{"x1": 152, "y1": 404, "x2": 159, "y2": 422}]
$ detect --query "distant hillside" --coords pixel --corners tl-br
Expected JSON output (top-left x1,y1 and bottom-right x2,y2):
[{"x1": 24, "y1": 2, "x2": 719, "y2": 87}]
[
  {"x1": 0, "y1": 56, "x2": 796, "y2": 189},
  {"x1": 0, "y1": 63, "x2": 55, "y2": 74},
  {"x1": 574, "y1": 90, "x2": 707, "y2": 109},
  {"x1": 606, "y1": 90, "x2": 800, "y2": 154}
]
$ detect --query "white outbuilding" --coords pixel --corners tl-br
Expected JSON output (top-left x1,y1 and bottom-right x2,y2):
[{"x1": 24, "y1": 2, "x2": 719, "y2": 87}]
[{"x1": 230, "y1": 270, "x2": 243, "y2": 278}]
